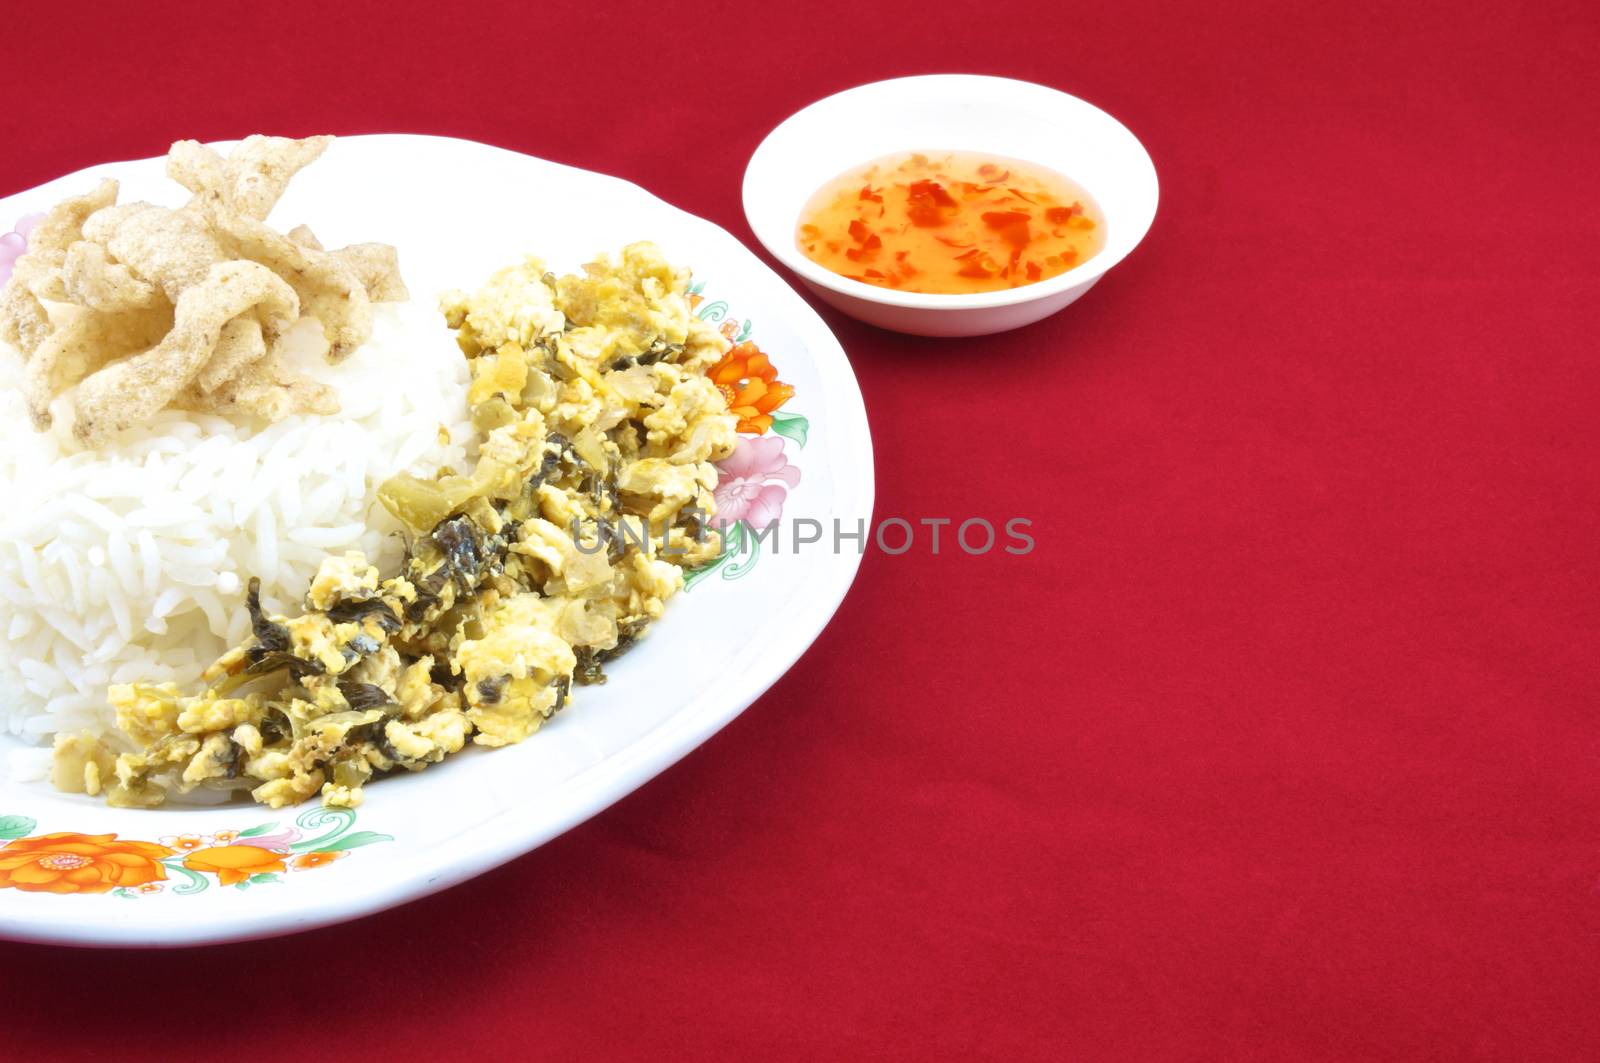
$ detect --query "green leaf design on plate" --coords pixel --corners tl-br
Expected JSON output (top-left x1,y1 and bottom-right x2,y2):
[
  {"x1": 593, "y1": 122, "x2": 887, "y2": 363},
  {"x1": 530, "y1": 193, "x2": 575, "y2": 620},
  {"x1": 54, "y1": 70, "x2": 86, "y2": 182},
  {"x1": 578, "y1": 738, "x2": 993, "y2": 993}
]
[
  {"x1": 249, "y1": 872, "x2": 281, "y2": 885},
  {"x1": 734, "y1": 319, "x2": 752, "y2": 343},
  {"x1": 315, "y1": 830, "x2": 394, "y2": 853},
  {"x1": 290, "y1": 805, "x2": 356, "y2": 851},
  {"x1": 721, "y1": 521, "x2": 761, "y2": 582},
  {"x1": 165, "y1": 863, "x2": 210, "y2": 895},
  {"x1": 768, "y1": 412, "x2": 809, "y2": 449},
  {"x1": 237, "y1": 821, "x2": 278, "y2": 838},
  {"x1": 0, "y1": 815, "x2": 38, "y2": 840}
]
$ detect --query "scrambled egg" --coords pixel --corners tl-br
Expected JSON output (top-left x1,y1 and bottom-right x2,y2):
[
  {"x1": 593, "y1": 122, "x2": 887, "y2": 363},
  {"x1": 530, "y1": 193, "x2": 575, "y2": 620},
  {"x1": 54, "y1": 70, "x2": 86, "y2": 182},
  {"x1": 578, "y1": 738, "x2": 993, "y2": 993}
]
[{"x1": 55, "y1": 242, "x2": 737, "y2": 809}]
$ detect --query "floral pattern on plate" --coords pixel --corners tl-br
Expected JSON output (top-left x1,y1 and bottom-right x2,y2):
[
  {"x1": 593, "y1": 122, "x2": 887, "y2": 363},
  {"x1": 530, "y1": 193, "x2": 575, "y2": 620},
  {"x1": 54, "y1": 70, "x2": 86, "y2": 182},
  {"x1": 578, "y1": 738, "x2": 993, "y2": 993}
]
[
  {"x1": 0, "y1": 807, "x2": 391, "y2": 897},
  {"x1": 687, "y1": 285, "x2": 809, "y2": 588}
]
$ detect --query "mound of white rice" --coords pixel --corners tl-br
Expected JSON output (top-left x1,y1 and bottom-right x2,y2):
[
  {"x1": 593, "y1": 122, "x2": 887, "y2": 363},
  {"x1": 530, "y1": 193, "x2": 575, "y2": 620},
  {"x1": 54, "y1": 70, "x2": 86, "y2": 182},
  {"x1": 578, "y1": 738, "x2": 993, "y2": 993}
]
[{"x1": 0, "y1": 302, "x2": 472, "y2": 755}]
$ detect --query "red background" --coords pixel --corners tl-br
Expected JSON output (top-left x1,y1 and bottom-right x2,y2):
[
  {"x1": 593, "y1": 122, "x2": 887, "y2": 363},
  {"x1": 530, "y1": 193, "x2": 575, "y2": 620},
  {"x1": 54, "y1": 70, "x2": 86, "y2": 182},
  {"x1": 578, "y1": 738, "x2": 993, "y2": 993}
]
[{"x1": 3, "y1": 1, "x2": 1597, "y2": 1057}]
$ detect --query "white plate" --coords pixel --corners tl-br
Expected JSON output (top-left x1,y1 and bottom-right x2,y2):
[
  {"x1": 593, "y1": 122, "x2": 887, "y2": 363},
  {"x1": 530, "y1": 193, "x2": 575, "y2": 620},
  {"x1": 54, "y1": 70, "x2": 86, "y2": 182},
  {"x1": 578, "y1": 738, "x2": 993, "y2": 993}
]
[{"x1": 0, "y1": 134, "x2": 873, "y2": 946}]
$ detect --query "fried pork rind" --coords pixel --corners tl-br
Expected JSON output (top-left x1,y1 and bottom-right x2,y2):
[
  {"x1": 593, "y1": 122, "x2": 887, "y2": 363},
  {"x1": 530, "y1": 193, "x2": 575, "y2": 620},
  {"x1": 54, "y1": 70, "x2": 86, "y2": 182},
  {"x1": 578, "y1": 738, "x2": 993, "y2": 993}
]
[
  {"x1": 200, "y1": 206, "x2": 374, "y2": 360},
  {"x1": 168, "y1": 135, "x2": 331, "y2": 221},
  {"x1": 287, "y1": 223, "x2": 323, "y2": 250},
  {"x1": 25, "y1": 305, "x2": 174, "y2": 429},
  {"x1": 28, "y1": 179, "x2": 121, "y2": 256},
  {"x1": 178, "y1": 351, "x2": 338, "y2": 422},
  {"x1": 178, "y1": 315, "x2": 337, "y2": 422},
  {"x1": 71, "y1": 261, "x2": 298, "y2": 447},
  {"x1": 173, "y1": 135, "x2": 379, "y2": 360},
  {"x1": 60, "y1": 241, "x2": 162, "y2": 312},
  {"x1": 0, "y1": 179, "x2": 119, "y2": 356},
  {"x1": 333, "y1": 242, "x2": 409, "y2": 302},
  {"x1": 2, "y1": 135, "x2": 405, "y2": 446},
  {"x1": 194, "y1": 315, "x2": 267, "y2": 393},
  {"x1": 1, "y1": 277, "x2": 54, "y2": 357},
  {"x1": 81, "y1": 202, "x2": 227, "y2": 302}
]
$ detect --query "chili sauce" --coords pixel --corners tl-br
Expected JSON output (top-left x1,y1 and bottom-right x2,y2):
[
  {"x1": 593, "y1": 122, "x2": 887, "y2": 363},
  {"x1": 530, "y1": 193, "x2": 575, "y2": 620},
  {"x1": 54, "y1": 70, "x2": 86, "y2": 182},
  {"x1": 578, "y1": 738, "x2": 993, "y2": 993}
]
[{"x1": 796, "y1": 151, "x2": 1105, "y2": 295}]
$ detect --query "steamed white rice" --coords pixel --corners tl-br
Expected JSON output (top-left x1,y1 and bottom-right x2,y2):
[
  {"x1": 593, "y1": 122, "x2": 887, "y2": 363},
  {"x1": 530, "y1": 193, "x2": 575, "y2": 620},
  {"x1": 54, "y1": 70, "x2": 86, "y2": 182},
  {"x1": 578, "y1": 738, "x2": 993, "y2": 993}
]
[{"x1": 0, "y1": 302, "x2": 472, "y2": 758}]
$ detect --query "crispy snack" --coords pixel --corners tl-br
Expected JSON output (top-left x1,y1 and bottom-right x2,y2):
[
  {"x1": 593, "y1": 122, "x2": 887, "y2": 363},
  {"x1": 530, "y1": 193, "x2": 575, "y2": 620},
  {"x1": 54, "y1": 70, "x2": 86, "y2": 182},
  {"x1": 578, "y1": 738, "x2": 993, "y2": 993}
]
[
  {"x1": 332, "y1": 242, "x2": 409, "y2": 302},
  {"x1": 0, "y1": 135, "x2": 404, "y2": 445},
  {"x1": 169, "y1": 135, "x2": 331, "y2": 221},
  {"x1": 200, "y1": 206, "x2": 374, "y2": 360},
  {"x1": 0, "y1": 179, "x2": 119, "y2": 356},
  {"x1": 60, "y1": 241, "x2": 161, "y2": 312},
  {"x1": 82, "y1": 202, "x2": 227, "y2": 302},
  {"x1": 174, "y1": 136, "x2": 397, "y2": 360},
  {"x1": 286, "y1": 223, "x2": 323, "y2": 249},
  {"x1": 178, "y1": 345, "x2": 338, "y2": 421},
  {"x1": 193, "y1": 315, "x2": 267, "y2": 393},
  {"x1": 71, "y1": 261, "x2": 299, "y2": 446},
  {"x1": 24, "y1": 305, "x2": 175, "y2": 428}
]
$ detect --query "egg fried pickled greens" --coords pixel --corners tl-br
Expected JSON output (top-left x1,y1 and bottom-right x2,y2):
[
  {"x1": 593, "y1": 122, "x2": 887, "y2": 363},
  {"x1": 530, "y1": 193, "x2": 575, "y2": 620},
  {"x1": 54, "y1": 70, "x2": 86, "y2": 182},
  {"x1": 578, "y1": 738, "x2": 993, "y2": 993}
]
[{"x1": 53, "y1": 242, "x2": 739, "y2": 809}]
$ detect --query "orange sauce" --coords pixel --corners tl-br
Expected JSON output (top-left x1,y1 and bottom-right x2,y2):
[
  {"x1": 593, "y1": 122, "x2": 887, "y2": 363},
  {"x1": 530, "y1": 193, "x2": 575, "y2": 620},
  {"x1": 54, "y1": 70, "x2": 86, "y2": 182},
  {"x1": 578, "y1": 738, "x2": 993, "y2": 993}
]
[{"x1": 796, "y1": 151, "x2": 1105, "y2": 295}]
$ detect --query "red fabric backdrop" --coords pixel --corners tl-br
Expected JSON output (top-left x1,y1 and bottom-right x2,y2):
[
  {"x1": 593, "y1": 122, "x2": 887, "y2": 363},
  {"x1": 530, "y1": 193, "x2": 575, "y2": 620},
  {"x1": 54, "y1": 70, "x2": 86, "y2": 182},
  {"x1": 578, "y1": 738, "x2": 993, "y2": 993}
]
[{"x1": 3, "y1": 1, "x2": 1596, "y2": 1057}]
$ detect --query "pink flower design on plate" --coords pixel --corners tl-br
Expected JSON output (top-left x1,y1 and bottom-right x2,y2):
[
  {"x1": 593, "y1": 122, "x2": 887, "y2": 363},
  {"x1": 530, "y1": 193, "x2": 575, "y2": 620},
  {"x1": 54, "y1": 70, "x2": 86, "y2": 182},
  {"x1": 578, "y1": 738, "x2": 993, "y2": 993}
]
[
  {"x1": 235, "y1": 828, "x2": 303, "y2": 853},
  {"x1": 0, "y1": 214, "x2": 44, "y2": 286},
  {"x1": 713, "y1": 435, "x2": 800, "y2": 530}
]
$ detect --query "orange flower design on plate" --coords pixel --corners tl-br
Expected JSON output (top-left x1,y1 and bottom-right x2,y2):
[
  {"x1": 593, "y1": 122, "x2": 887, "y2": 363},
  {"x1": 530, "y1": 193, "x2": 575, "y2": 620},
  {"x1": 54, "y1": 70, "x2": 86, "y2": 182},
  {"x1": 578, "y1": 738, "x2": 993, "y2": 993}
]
[
  {"x1": 708, "y1": 342, "x2": 795, "y2": 434},
  {"x1": 183, "y1": 845, "x2": 287, "y2": 886},
  {"x1": 0, "y1": 807, "x2": 392, "y2": 898},
  {"x1": 289, "y1": 850, "x2": 348, "y2": 871},
  {"x1": 0, "y1": 832, "x2": 175, "y2": 895}
]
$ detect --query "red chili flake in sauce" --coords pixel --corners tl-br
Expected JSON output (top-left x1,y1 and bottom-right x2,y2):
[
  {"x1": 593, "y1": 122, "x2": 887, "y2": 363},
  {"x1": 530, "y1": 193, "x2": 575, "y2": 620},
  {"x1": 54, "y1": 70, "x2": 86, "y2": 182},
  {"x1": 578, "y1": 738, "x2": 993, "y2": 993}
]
[
  {"x1": 797, "y1": 152, "x2": 1105, "y2": 294},
  {"x1": 981, "y1": 210, "x2": 1033, "y2": 251}
]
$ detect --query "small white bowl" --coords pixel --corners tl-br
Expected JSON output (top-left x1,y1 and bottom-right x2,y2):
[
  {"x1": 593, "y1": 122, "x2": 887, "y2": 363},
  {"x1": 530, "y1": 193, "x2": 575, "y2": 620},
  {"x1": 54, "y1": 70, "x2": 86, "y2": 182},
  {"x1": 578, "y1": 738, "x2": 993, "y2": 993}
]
[{"x1": 743, "y1": 74, "x2": 1159, "y2": 337}]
